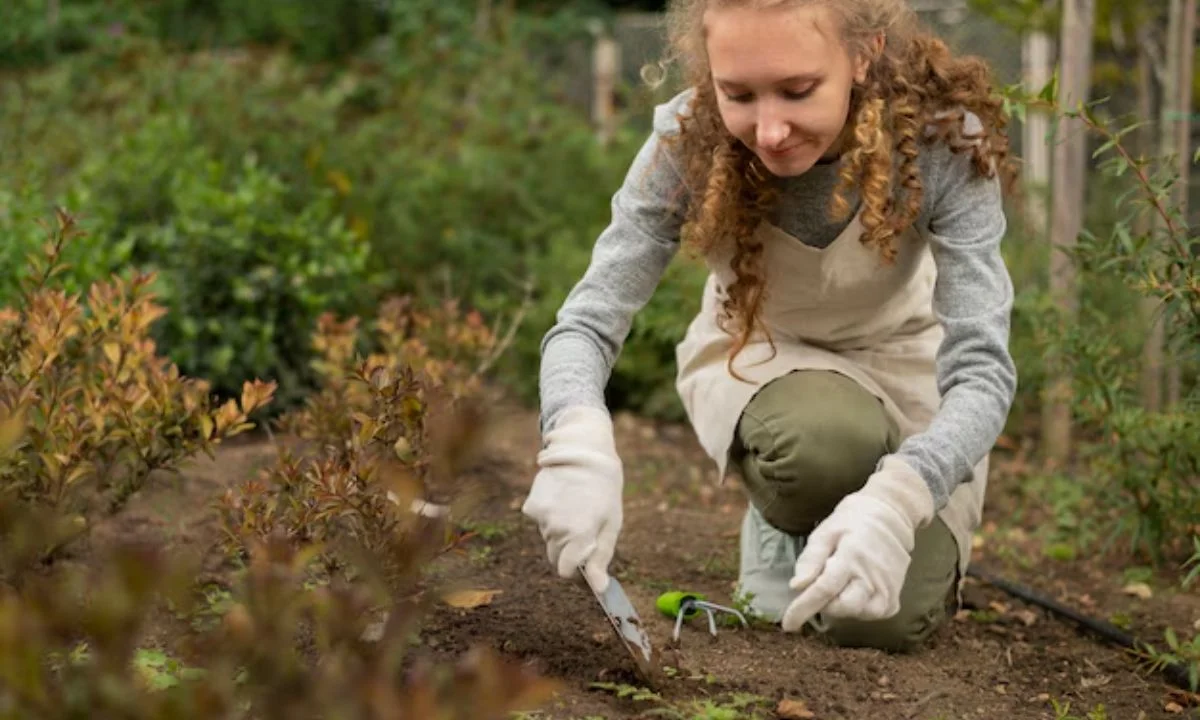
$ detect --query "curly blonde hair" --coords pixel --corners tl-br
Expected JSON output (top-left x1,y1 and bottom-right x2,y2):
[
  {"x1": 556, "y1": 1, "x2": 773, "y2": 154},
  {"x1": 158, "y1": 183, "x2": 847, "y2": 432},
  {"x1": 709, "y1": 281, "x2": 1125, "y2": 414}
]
[{"x1": 657, "y1": 0, "x2": 1014, "y2": 378}]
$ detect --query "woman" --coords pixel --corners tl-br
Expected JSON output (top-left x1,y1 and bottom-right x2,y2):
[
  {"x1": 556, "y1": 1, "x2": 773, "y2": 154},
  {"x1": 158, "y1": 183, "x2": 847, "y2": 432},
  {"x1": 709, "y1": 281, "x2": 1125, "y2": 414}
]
[{"x1": 521, "y1": 0, "x2": 1017, "y2": 653}]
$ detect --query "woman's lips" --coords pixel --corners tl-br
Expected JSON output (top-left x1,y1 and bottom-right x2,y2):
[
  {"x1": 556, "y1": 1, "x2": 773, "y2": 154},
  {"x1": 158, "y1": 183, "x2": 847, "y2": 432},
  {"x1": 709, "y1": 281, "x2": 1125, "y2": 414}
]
[{"x1": 761, "y1": 144, "x2": 801, "y2": 158}]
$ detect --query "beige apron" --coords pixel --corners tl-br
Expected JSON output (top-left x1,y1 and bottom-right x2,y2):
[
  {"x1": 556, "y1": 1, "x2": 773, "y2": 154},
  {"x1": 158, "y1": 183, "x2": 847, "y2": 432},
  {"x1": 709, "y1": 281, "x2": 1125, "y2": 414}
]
[{"x1": 674, "y1": 212, "x2": 987, "y2": 575}]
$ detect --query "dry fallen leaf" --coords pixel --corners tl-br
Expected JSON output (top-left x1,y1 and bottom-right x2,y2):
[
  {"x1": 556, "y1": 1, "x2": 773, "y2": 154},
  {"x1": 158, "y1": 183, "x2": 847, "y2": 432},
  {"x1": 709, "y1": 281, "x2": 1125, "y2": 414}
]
[
  {"x1": 776, "y1": 698, "x2": 815, "y2": 719},
  {"x1": 1123, "y1": 582, "x2": 1153, "y2": 600},
  {"x1": 441, "y1": 589, "x2": 503, "y2": 609},
  {"x1": 1165, "y1": 687, "x2": 1200, "y2": 707},
  {"x1": 1015, "y1": 609, "x2": 1039, "y2": 627},
  {"x1": 1164, "y1": 701, "x2": 1183, "y2": 714}
]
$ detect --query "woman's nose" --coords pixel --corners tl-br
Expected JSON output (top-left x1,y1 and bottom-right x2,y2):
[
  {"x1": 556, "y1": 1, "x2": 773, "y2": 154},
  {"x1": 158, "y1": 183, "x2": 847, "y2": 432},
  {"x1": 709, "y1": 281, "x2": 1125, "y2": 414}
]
[{"x1": 755, "y1": 105, "x2": 791, "y2": 149}]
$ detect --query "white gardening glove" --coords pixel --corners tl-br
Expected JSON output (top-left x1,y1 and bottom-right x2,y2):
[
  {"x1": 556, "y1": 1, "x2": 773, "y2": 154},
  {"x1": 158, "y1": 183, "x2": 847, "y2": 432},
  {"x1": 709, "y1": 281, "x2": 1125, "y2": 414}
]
[
  {"x1": 781, "y1": 455, "x2": 936, "y2": 632},
  {"x1": 521, "y1": 406, "x2": 623, "y2": 593}
]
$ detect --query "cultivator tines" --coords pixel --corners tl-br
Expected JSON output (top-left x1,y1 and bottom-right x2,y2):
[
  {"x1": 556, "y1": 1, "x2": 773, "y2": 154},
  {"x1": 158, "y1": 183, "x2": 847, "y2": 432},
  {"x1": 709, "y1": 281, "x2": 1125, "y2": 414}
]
[{"x1": 656, "y1": 591, "x2": 749, "y2": 643}]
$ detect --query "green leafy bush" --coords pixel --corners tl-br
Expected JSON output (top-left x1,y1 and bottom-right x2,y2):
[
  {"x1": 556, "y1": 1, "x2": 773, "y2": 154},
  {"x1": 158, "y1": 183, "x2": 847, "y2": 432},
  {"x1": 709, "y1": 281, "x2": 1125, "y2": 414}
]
[
  {"x1": 0, "y1": 0, "x2": 151, "y2": 67},
  {"x1": 0, "y1": 184, "x2": 137, "y2": 307},
  {"x1": 1002, "y1": 85, "x2": 1200, "y2": 568},
  {"x1": 0, "y1": 0, "x2": 387, "y2": 68},
  {"x1": 4, "y1": 111, "x2": 372, "y2": 408},
  {"x1": 131, "y1": 153, "x2": 372, "y2": 408},
  {"x1": 0, "y1": 2, "x2": 702, "y2": 421}
]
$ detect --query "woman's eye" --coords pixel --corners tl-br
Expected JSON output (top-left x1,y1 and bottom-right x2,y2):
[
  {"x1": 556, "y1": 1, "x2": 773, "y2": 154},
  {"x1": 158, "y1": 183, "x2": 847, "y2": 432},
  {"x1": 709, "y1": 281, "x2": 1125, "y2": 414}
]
[
  {"x1": 723, "y1": 91, "x2": 753, "y2": 103},
  {"x1": 783, "y1": 87, "x2": 814, "y2": 100}
]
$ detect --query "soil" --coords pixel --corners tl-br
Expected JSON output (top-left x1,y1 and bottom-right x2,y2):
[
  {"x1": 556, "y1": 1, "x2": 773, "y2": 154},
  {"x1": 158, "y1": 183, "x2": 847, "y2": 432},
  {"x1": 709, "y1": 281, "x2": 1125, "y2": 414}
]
[{"x1": 82, "y1": 397, "x2": 1200, "y2": 720}]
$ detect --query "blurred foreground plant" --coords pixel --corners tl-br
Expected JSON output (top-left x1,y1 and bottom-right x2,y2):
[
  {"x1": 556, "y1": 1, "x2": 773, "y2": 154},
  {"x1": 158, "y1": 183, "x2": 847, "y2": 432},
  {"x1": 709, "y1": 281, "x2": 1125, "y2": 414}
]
[{"x1": 0, "y1": 520, "x2": 557, "y2": 719}]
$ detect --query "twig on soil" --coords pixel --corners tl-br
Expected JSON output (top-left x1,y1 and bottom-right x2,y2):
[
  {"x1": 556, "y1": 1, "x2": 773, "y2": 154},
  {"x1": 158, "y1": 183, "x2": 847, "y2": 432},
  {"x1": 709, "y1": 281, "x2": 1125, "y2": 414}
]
[{"x1": 905, "y1": 689, "x2": 949, "y2": 719}]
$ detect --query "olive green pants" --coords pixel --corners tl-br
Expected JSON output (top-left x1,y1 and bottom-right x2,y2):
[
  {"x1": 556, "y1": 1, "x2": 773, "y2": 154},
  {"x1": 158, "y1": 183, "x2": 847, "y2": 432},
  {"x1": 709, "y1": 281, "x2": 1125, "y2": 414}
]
[{"x1": 730, "y1": 370, "x2": 959, "y2": 652}]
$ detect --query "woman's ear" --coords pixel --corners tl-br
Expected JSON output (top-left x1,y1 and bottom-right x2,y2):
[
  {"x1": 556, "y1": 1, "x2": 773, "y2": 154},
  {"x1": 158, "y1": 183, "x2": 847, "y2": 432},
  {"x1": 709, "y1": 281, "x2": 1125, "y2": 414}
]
[
  {"x1": 853, "y1": 55, "x2": 870, "y2": 84},
  {"x1": 853, "y1": 32, "x2": 886, "y2": 84}
]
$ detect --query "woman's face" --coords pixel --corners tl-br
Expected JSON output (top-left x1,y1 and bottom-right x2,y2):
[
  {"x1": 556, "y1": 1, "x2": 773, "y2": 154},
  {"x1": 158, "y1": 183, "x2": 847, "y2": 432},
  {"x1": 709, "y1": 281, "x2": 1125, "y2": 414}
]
[{"x1": 704, "y1": 3, "x2": 870, "y2": 177}]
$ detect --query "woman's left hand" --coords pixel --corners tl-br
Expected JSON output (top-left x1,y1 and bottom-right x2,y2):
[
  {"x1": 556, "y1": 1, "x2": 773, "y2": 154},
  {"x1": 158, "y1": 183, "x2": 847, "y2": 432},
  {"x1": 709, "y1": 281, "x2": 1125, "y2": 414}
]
[{"x1": 780, "y1": 456, "x2": 936, "y2": 632}]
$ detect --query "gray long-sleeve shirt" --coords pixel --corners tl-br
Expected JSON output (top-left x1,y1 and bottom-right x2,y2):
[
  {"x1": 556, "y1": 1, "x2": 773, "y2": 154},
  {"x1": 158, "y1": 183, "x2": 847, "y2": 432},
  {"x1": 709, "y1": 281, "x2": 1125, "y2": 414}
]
[{"x1": 539, "y1": 89, "x2": 1017, "y2": 510}]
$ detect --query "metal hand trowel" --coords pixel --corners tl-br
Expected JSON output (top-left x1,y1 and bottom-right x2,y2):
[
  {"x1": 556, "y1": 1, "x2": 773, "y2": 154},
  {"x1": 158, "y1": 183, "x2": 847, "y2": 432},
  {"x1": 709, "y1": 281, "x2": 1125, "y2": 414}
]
[{"x1": 580, "y1": 565, "x2": 656, "y2": 680}]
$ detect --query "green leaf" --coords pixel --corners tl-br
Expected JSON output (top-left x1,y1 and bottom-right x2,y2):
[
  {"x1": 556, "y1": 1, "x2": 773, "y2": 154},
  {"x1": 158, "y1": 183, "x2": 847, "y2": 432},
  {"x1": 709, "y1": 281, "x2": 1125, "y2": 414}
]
[{"x1": 133, "y1": 648, "x2": 181, "y2": 691}]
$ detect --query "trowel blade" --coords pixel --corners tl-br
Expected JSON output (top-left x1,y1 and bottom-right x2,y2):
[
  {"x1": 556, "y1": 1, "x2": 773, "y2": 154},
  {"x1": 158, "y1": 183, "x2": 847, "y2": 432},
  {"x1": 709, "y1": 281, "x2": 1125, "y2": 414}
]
[{"x1": 580, "y1": 567, "x2": 655, "y2": 679}]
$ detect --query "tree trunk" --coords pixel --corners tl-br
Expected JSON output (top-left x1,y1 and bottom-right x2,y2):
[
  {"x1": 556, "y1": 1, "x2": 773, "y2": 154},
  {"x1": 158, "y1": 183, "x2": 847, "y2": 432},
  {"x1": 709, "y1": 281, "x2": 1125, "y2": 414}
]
[
  {"x1": 474, "y1": 0, "x2": 493, "y2": 38},
  {"x1": 1166, "y1": 0, "x2": 1196, "y2": 407},
  {"x1": 1022, "y1": 19, "x2": 1054, "y2": 239},
  {"x1": 1043, "y1": 0, "x2": 1096, "y2": 464},
  {"x1": 592, "y1": 31, "x2": 620, "y2": 146},
  {"x1": 46, "y1": 0, "x2": 60, "y2": 60},
  {"x1": 1137, "y1": 28, "x2": 1164, "y2": 412}
]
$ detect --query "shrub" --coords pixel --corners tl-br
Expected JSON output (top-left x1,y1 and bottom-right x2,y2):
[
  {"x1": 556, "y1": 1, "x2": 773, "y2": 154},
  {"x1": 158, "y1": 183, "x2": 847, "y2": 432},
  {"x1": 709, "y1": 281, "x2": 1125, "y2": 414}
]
[
  {"x1": 3, "y1": 97, "x2": 375, "y2": 412},
  {"x1": 1002, "y1": 85, "x2": 1200, "y2": 567},
  {"x1": 0, "y1": 185, "x2": 136, "y2": 308},
  {"x1": 0, "y1": 210, "x2": 273, "y2": 580},
  {"x1": 0, "y1": 0, "x2": 151, "y2": 68},
  {"x1": 131, "y1": 153, "x2": 373, "y2": 409},
  {"x1": 218, "y1": 293, "x2": 500, "y2": 584},
  {"x1": 0, "y1": 0, "x2": 388, "y2": 68},
  {"x1": 1062, "y1": 109, "x2": 1200, "y2": 562}
]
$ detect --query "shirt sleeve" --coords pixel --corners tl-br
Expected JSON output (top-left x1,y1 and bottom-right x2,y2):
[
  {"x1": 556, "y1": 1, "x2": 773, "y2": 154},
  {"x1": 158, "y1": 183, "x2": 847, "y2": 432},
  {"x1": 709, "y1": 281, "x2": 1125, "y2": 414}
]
[
  {"x1": 893, "y1": 112, "x2": 1018, "y2": 509},
  {"x1": 538, "y1": 94, "x2": 692, "y2": 434}
]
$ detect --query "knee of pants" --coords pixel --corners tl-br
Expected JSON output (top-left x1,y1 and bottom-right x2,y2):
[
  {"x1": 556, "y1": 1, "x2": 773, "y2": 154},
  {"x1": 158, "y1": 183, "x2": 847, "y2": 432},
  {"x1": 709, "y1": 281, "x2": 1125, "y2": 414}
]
[
  {"x1": 817, "y1": 600, "x2": 948, "y2": 653},
  {"x1": 815, "y1": 519, "x2": 960, "y2": 653},
  {"x1": 736, "y1": 370, "x2": 898, "y2": 534}
]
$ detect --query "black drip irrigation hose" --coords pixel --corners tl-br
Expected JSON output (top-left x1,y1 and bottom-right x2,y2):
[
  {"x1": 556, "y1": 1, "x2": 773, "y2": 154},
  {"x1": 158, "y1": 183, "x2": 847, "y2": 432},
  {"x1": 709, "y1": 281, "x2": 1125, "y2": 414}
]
[{"x1": 966, "y1": 566, "x2": 1197, "y2": 693}]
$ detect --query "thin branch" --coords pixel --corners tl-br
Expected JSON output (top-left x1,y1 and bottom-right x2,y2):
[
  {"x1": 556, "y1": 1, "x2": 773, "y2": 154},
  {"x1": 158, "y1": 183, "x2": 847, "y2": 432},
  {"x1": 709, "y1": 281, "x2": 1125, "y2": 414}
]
[
  {"x1": 473, "y1": 273, "x2": 535, "y2": 378},
  {"x1": 1077, "y1": 114, "x2": 1191, "y2": 261}
]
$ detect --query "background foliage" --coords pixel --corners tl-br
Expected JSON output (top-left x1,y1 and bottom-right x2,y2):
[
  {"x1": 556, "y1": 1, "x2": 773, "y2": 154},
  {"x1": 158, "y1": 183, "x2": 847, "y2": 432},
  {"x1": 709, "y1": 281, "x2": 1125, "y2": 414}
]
[
  {"x1": 7, "y1": 0, "x2": 1191, "y2": 427},
  {"x1": 0, "y1": 0, "x2": 700, "y2": 417}
]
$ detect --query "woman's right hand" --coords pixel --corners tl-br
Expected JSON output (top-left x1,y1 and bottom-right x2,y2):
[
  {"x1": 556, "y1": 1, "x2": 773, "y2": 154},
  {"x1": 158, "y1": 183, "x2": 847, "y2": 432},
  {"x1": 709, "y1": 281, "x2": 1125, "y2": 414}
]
[{"x1": 521, "y1": 406, "x2": 624, "y2": 592}]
